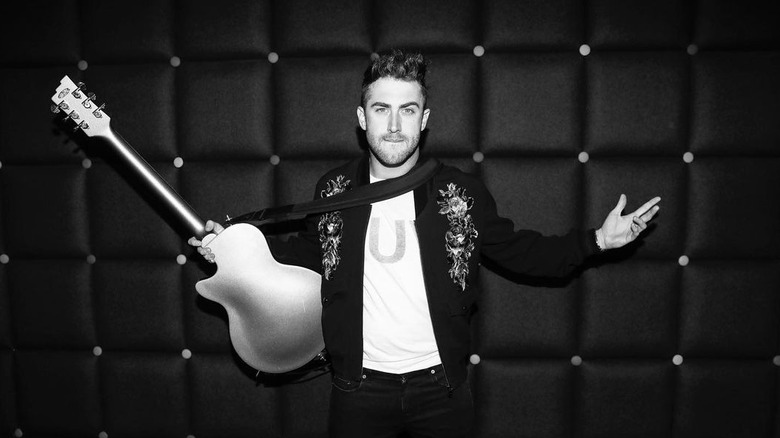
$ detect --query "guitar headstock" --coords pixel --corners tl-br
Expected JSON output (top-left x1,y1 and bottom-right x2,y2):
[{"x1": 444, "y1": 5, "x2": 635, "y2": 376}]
[{"x1": 51, "y1": 75, "x2": 110, "y2": 136}]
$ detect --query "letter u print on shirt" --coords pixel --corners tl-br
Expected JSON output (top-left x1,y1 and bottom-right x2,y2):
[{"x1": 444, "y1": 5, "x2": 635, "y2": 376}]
[{"x1": 368, "y1": 218, "x2": 407, "y2": 263}]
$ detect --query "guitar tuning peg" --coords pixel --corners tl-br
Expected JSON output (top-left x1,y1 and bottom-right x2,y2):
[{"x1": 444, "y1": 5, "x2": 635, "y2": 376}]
[
  {"x1": 82, "y1": 92, "x2": 96, "y2": 109},
  {"x1": 93, "y1": 103, "x2": 106, "y2": 118},
  {"x1": 73, "y1": 121, "x2": 89, "y2": 132},
  {"x1": 51, "y1": 103, "x2": 62, "y2": 113},
  {"x1": 72, "y1": 81, "x2": 86, "y2": 98}
]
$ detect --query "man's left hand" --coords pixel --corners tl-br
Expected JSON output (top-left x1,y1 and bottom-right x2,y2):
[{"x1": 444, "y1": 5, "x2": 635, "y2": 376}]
[{"x1": 597, "y1": 194, "x2": 661, "y2": 250}]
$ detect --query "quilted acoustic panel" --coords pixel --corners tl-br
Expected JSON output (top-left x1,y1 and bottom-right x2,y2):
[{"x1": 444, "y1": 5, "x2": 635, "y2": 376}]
[{"x1": 1, "y1": 1, "x2": 779, "y2": 437}]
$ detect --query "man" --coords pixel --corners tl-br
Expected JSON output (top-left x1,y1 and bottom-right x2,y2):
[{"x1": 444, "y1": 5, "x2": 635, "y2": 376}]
[{"x1": 189, "y1": 50, "x2": 660, "y2": 437}]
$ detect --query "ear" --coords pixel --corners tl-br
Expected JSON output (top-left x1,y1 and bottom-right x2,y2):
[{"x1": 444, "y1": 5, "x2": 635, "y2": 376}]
[
  {"x1": 357, "y1": 106, "x2": 367, "y2": 130},
  {"x1": 421, "y1": 108, "x2": 431, "y2": 131}
]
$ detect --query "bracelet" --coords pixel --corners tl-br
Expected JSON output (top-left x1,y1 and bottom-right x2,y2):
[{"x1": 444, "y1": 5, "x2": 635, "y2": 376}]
[{"x1": 594, "y1": 228, "x2": 606, "y2": 252}]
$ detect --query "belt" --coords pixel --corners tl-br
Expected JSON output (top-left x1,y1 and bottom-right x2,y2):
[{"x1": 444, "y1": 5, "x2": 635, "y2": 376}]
[{"x1": 362, "y1": 364, "x2": 444, "y2": 382}]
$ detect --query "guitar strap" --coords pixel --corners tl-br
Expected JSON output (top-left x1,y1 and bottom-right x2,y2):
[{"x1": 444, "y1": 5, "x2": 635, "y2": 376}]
[{"x1": 226, "y1": 158, "x2": 442, "y2": 227}]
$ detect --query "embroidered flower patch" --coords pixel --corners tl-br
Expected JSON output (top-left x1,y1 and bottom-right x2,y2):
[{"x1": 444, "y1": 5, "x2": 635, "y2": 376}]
[
  {"x1": 318, "y1": 175, "x2": 351, "y2": 280},
  {"x1": 437, "y1": 183, "x2": 478, "y2": 291}
]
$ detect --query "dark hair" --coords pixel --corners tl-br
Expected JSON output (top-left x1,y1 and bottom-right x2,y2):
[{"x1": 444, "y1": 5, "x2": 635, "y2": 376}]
[{"x1": 361, "y1": 49, "x2": 429, "y2": 107}]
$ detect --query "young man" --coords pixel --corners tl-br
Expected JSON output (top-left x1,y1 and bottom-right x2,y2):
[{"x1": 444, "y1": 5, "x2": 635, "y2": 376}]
[{"x1": 190, "y1": 50, "x2": 660, "y2": 437}]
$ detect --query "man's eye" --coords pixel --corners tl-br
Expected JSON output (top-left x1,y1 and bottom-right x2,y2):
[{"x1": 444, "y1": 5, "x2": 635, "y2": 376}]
[
  {"x1": 401, "y1": 108, "x2": 416, "y2": 115},
  {"x1": 374, "y1": 107, "x2": 387, "y2": 113}
]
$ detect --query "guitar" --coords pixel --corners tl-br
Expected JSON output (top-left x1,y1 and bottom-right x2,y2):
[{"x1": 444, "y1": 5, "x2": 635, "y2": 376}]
[{"x1": 51, "y1": 75, "x2": 325, "y2": 374}]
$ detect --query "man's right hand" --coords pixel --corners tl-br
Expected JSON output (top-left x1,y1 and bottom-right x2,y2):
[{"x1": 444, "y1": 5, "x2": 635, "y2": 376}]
[{"x1": 187, "y1": 220, "x2": 225, "y2": 263}]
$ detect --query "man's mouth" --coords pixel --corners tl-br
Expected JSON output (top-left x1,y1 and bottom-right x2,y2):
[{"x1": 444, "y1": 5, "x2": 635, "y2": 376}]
[{"x1": 383, "y1": 136, "x2": 405, "y2": 143}]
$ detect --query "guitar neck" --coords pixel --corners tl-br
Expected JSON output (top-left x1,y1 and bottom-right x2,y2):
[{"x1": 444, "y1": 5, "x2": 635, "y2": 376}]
[
  {"x1": 51, "y1": 75, "x2": 207, "y2": 239},
  {"x1": 99, "y1": 127, "x2": 207, "y2": 239}
]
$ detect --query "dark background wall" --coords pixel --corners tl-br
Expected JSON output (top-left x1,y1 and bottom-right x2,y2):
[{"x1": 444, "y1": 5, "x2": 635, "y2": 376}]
[{"x1": 1, "y1": 0, "x2": 779, "y2": 437}]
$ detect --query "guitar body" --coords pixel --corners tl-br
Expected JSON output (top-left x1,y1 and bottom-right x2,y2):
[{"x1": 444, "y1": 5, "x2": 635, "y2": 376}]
[{"x1": 196, "y1": 224, "x2": 324, "y2": 373}]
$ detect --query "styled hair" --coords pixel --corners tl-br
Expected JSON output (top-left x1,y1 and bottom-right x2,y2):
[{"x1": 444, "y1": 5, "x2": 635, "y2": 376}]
[{"x1": 361, "y1": 49, "x2": 429, "y2": 107}]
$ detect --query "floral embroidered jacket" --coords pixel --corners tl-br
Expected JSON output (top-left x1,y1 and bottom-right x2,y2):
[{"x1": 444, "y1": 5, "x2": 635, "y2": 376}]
[{"x1": 268, "y1": 155, "x2": 600, "y2": 389}]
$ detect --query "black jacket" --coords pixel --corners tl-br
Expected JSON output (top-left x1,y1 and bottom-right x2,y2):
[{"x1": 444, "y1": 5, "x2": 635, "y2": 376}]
[{"x1": 270, "y1": 155, "x2": 599, "y2": 388}]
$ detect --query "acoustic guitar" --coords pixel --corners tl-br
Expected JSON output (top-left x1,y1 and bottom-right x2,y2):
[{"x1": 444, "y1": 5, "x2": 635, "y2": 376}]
[{"x1": 51, "y1": 75, "x2": 325, "y2": 374}]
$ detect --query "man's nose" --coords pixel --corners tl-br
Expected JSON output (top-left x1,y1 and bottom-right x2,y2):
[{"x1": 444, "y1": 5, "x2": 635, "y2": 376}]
[{"x1": 388, "y1": 112, "x2": 400, "y2": 133}]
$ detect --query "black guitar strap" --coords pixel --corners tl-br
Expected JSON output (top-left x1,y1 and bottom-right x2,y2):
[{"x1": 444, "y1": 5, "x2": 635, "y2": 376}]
[{"x1": 226, "y1": 158, "x2": 442, "y2": 227}]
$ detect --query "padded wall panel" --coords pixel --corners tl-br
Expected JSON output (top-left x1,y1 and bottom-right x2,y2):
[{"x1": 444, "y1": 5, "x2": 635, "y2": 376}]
[
  {"x1": 88, "y1": 163, "x2": 181, "y2": 256},
  {"x1": 0, "y1": 67, "x2": 82, "y2": 163},
  {"x1": 189, "y1": 354, "x2": 283, "y2": 437},
  {"x1": 182, "y1": 263, "x2": 231, "y2": 354},
  {"x1": 9, "y1": 260, "x2": 95, "y2": 348},
  {"x1": 82, "y1": 0, "x2": 174, "y2": 62},
  {"x1": 275, "y1": 57, "x2": 367, "y2": 157},
  {"x1": 481, "y1": 54, "x2": 582, "y2": 154},
  {"x1": 680, "y1": 261, "x2": 780, "y2": 356},
  {"x1": 580, "y1": 261, "x2": 678, "y2": 357},
  {"x1": 2, "y1": 166, "x2": 89, "y2": 257},
  {"x1": 687, "y1": 158, "x2": 780, "y2": 258},
  {"x1": 476, "y1": 269, "x2": 577, "y2": 356},
  {"x1": 588, "y1": 0, "x2": 690, "y2": 48},
  {"x1": 86, "y1": 64, "x2": 177, "y2": 159},
  {"x1": 177, "y1": 0, "x2": 271, "y2": 59},
  {"x1": 274, "y1": 0, "x2": 371, "y2": 55},
  {"x1": 576, "y1": 361, "x2": 674, "y2": 437},
  {"x1": 101, "y1": 353, "x2": 188, "y2": 436},
  {"x1": 178, "y1": 60, "x2": 274, "y2": 159},
  {"x1": 16, "y1": 351, "x2": 101, "y2": 436},
  {"x1": 180, "y1": 162, "x2": 275, "y2": 223},
  {"x1": 374, "y1": 0, "x2": 477, "y2": 52},
  {"x1": 0, "y1": 350, "x2": 14, "y2": 434},
  {"x1": 483, "y1": 158, "x2": 580, "y2": 234},
  {"x1": 694, "y1": 0, "x2": 780, "y2": 48},
  {"x1": 0, "y1": 264, "x2": 10, "y2": 347},
  {"x1": 94, "y1": 260, "x2": 184, "y2": 350},
  {"x1": 675, "y1": 360, "x2": 776, "y2": 437},
  {"x1": 422, "y1": 54, "x2": 478, "y2": 156},
  {"x1": 483, "y1": 0, "x2": 584, "y2": 50},
  {"x1": 474, "y1": 359, "x2": 573, "y2": 437},
  {"x1": 586, "y1": 52, "x2": 688, "y2": 154},
  {"x1": 0, "y1": 1, "x2": 80, "y2": 66},
  {"x1": 690, "y1": 52, "x2": 780, "y2": 153}
]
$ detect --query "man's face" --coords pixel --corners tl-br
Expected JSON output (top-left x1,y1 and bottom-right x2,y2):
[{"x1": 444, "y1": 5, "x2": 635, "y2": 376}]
[{"x1": 357, "y1": 77, "x2": 430, "y2": 174}]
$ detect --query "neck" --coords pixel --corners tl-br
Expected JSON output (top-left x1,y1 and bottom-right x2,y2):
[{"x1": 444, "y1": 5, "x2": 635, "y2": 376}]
[{"x1": 368, "y1": 151, "x2": 420, "y2": 180}]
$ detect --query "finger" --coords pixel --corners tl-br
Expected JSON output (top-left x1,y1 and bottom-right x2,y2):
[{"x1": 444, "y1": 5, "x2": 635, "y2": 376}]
[
  {"x1": 187, "y1": 237, "x2": 200, "y2": 246},
  {"x1": 633, "y1": 216, "x2": 648, "y2": 231},
  {"x1": 640, "y1": 205, "x2": 660, "y2": 222},
  {"x1": 213, "y1": 222, "x2": 225, "y2": 234},
  {"x1": 612, "y1": 194, "x2": 627, "y2": 214},
  {"x1": 630, "y1": 196, "x2": 661, "y2": 218},
  {"x1": 205, "y1": 220, "x2": 215, "y2": 232}
]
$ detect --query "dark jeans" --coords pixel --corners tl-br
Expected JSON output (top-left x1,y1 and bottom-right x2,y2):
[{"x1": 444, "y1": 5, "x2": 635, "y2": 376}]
[{"x1": 329, "y1": 364, "x2": 474, "y2": 438}]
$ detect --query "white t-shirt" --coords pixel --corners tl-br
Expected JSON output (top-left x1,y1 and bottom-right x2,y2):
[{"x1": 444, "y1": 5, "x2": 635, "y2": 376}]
[{"x1": 362, "y1": 176, "x2": 442, "y2": 373}]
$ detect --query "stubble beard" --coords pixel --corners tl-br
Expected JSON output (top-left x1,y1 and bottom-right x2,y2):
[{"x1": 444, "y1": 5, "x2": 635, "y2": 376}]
[{"x1": 367, "y1": 132, "x2": 421, "y2": 168}]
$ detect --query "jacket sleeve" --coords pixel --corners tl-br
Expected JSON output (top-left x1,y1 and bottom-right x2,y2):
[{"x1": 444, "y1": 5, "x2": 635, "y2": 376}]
[
  {"x1": 478, "y1": 187, "x2": 600, "y2": 278},
  {"x1": 264, "y1": 183, "x2": 324, "y2": 275}
]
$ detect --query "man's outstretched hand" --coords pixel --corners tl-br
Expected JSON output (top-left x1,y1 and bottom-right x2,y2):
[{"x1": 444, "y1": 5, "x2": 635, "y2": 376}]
[{"x1": 597, "y1": 194, "x2": 661, "y2": 250}]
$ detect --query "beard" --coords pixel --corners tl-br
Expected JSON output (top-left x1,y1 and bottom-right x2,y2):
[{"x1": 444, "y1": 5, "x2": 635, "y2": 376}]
[{"x1": 366, "y1": 131, "x2": 421, "y2": 168}]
